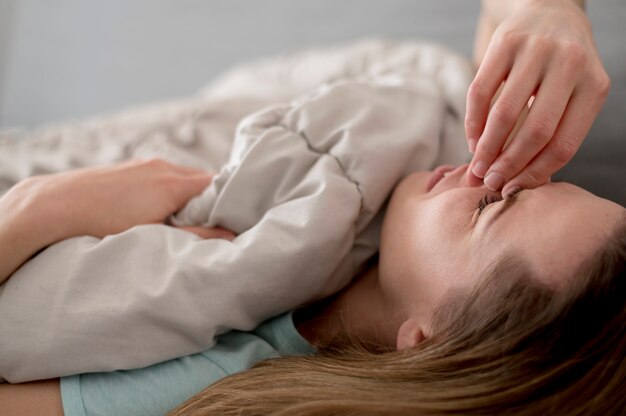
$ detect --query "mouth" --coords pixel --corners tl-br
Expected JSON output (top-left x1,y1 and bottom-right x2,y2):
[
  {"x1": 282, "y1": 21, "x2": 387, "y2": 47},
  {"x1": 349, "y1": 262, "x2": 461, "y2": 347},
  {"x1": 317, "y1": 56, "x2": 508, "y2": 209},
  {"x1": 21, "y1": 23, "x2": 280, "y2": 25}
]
[{"x1": 425, "y1": 165, "x2": 457, "y2": 192}]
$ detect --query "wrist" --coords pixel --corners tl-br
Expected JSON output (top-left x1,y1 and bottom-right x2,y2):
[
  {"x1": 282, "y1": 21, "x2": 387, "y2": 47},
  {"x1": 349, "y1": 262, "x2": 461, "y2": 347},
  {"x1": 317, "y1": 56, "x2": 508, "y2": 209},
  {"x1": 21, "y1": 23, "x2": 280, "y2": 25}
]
[
  {"x1": 2, "y1": 178, "x2": 69, "y2": 247},
  {"x1": 0, "y1": 182, "x2": 60, "y2": 283},
  {"x1": 483, "y1": 0, "x2": 585, "y2": 25},
  {"x1": 515, "y1": 0, "x2": 585, "y2": 13}
]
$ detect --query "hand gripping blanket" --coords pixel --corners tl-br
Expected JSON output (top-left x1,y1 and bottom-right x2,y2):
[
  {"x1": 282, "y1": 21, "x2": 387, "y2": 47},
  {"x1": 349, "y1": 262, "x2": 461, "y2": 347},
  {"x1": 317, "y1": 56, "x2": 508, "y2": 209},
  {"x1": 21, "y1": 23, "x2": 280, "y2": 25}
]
[{"x1": 0, "y1": 39, "x2": 473, "y2": 382}]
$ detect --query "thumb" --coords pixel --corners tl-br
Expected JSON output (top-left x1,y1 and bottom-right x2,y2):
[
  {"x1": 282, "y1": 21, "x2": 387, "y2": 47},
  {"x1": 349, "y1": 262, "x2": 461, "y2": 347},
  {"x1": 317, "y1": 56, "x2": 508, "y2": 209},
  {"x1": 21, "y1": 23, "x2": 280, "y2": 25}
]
[
  {"x1": 175, "y1": 226, "x2": 236, "y2": 241},
  {"x1": 172, "y1": 173, "x2": 214, "y2": 207}
]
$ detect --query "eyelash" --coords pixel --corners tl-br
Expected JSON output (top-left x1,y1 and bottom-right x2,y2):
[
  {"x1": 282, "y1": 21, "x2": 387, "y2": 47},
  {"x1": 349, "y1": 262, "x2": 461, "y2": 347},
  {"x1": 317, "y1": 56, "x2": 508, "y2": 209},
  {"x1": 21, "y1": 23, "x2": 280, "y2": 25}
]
[{"x1": 477, "y1": 194, "x2": 503, "y2": 215}]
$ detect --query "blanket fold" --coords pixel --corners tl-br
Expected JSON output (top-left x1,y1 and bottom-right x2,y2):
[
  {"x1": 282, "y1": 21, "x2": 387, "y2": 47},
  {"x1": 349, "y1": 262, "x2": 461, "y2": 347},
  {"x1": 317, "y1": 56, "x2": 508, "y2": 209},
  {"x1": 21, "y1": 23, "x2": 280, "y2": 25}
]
[{"x1": 0, "y1": 39, "x2": 473, "y2": 382}]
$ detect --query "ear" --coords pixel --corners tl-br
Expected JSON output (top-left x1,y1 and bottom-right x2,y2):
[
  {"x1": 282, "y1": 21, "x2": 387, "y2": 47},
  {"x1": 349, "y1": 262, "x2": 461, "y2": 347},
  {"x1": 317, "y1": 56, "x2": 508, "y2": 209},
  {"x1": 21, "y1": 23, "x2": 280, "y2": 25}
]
[{"x1": 396, "y1": 318, "x2": 427, "y2": 351}]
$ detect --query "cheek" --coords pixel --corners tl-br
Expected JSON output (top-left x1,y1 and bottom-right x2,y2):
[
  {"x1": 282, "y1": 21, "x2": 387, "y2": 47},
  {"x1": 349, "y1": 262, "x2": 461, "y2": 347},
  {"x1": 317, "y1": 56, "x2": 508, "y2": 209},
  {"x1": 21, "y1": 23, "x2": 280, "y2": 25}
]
[
  {"x1": 381, "y1": 188, "x2": 466, "y2": 266},
  {"x1": 414, "y1": 196, "x2": 472, "y2": 245},
  {"x1": 378, "y1": 196, "x2": 422, "y2": 300},
  {"x1": 379, "y1": 192, "x2": 482, "y2": 305},
  {"x1": 410, "y1": 201, "x2": 469, "y2": 271}
]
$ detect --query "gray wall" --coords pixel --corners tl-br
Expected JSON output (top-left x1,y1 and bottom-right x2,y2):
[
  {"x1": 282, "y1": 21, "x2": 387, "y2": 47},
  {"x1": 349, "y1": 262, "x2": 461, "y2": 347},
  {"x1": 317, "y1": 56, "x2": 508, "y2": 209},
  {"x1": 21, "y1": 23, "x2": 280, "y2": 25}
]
[
  {"x1": 0, "y1": 0, "x2": 624, "y2": 202},
  {"x1": 0, "y1": 0, "x2": 479, "y2": 127}
]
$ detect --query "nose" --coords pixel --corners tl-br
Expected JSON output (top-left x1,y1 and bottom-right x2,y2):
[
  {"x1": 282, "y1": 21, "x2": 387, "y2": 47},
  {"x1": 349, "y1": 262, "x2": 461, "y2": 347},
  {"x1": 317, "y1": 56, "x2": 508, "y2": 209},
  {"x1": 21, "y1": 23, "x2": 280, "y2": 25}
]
[
  {"x1": 430, "y1": 164, "x2": 478, "y2": 193},
  {"x1": 443, "y1": 164, "x2": 471, "y2": 185}
]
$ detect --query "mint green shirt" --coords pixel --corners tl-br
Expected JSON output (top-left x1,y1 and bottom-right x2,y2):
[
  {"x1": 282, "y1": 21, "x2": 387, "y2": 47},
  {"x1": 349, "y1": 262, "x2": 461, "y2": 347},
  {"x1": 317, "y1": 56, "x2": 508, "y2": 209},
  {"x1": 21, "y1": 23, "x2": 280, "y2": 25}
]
[{"x1": 60, "y1": 312, "x2": 315, "y2": 416}]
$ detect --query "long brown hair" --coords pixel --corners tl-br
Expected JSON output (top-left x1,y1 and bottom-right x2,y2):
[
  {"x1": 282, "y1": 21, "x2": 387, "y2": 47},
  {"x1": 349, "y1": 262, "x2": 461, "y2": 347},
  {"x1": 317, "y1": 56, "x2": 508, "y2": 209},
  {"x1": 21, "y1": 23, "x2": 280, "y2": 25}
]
[{"x1": 171, "y1": 216, "x2": 626, "y2": 416}]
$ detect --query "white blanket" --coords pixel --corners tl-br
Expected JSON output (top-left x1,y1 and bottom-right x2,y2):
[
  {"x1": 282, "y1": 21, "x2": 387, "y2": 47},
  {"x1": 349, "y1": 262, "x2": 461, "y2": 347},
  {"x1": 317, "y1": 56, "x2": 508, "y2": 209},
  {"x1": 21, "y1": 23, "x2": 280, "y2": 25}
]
[{"x1": 0, "y1": 39, "x2": 473, "y2": 382}]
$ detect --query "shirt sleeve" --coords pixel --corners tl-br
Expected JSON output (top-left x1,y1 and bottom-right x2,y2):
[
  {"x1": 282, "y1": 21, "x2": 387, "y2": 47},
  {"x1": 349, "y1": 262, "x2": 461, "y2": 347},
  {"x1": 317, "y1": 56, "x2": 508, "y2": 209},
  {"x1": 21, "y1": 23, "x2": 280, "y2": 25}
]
[
  {"x1": 60, "y1": 313, "x2": 312, "y2": 416},
  {"x1": 61, "y1": 352, "x2": 229, "y2": 416}
]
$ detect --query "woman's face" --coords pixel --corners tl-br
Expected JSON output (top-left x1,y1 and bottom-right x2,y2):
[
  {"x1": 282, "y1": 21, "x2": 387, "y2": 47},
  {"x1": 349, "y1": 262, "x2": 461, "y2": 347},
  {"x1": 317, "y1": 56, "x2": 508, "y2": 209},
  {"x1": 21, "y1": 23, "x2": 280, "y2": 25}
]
[{"x1": 379, "y1": 164, "x2": 624, "y2": 331}]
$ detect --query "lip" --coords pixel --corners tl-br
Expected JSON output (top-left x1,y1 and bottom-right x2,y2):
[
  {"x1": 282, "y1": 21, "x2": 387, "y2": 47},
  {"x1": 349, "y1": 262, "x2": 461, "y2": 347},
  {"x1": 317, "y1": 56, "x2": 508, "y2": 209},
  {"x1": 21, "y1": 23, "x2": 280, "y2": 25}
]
[{"x1": 425, "y1": 165, "x2": 457, "y2": 192}]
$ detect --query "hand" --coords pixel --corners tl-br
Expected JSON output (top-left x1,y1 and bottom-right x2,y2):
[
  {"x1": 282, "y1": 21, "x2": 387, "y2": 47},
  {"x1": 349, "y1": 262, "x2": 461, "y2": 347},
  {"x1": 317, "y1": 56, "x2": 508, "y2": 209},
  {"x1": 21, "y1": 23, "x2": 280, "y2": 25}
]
[
  {"x1": 11, "y1": 158, "x2": 234, "y2": 242},
  {"x1": 465, "y1": 0, "x2": 610, "y2": 197},
  {"x1": 0, "y1": 159, "x2": 234, "y2": 285}
]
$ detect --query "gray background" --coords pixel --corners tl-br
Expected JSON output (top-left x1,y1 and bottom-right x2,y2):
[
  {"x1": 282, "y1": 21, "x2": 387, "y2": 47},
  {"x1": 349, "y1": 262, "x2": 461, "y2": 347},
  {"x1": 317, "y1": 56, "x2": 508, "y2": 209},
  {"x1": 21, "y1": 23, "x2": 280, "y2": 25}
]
[{"x1": 0, "y1": 0, "x2": 624, "y2": 203}]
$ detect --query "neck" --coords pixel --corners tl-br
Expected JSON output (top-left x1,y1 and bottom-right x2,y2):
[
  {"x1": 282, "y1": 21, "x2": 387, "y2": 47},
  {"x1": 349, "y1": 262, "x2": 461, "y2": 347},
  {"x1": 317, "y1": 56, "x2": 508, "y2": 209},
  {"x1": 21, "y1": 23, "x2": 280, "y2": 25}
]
[{"x1": 294, "y1": 262, "x2": 403, "y2": 350}]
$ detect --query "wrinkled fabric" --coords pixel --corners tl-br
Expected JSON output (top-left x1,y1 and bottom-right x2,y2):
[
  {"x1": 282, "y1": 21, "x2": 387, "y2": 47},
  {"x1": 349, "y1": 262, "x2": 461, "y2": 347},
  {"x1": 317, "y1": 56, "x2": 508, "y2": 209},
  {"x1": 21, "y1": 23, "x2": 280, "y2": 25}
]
[{"x1": 0, "y1": 39, "x2": 473, "y2": 382}]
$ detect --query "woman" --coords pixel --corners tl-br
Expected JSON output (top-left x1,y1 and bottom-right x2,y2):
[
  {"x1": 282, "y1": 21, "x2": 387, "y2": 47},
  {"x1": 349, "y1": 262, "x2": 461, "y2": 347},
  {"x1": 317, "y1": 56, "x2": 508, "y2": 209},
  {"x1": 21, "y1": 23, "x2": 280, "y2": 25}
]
[
  {"x1": 1, "y1": 2, "x2": 616, "y2": 414},
  {"x1": 172, "y1": 167, "x2": 626, "y2": 416},
  {"x1": 0, "y1": 161, "x2": 624, "y2": 415}
]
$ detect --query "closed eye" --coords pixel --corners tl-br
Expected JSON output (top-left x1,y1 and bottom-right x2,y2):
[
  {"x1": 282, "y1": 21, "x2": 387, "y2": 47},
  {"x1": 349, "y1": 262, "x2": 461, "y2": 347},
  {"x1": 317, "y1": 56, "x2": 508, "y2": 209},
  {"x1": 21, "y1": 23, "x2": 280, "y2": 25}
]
[{"x1": 477, "y1": 194, "x2": 503, "y2": 216}]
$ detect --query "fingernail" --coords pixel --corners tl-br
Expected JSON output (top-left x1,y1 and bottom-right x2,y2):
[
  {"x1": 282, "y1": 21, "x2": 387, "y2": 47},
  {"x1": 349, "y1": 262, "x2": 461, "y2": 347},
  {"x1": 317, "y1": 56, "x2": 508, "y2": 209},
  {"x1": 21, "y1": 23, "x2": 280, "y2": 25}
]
[
  {"x1": 484, "y1": 172, "x2": 505, "y2": 191},
  {"x1": 468, "y1": 138, "x2": 477, "y2": 154},
  {"x1": 472, "y1": 161, "x2": 489, "y2": 178}
]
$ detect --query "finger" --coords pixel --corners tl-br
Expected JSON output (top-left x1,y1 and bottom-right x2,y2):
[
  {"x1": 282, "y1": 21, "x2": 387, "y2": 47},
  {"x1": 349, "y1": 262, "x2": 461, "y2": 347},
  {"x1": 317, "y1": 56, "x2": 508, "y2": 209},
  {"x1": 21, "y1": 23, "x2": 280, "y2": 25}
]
[
  {"x1": 465, "y1": 171, "x2": 485, "y2": 187},
  {"x1": 176, "y1": 226, "x2": 236, "y2": 241},
  {"x1": 465, "y1": 38, "x2": 514, "y2": 153},
  {"x1": 467, "y1": 60, "x2": 542, "y2": 187},
  {"x1": 170, "y1": 164, "x2": 211, "y2": 176},
  {"x1": 170, "y1": 173, "x2": 214, "y2": 206},
  {"x1": 501, "y1": 88, "x2": 599, "y2": 196},
  {"x1": 137, "y1": 158, "x2": 211, "y2": 176},
  {"x1": 483, "y1": 70, "x2": 575, "y2": 191}
]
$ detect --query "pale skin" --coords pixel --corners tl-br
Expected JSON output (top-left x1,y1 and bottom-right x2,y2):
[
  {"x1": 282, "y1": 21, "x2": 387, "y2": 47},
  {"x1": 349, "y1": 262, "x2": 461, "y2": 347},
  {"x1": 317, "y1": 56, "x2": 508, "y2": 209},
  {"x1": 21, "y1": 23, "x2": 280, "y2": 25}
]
[
  {"x1": 0, "y1": 159, "x2": 236, "y2": 286},
  {"x1": 0, "y1": 0, "x2": 613, "y2": 413},
  {"x1": 468, "y1": 0, "x2": 610, "y2": 198}
]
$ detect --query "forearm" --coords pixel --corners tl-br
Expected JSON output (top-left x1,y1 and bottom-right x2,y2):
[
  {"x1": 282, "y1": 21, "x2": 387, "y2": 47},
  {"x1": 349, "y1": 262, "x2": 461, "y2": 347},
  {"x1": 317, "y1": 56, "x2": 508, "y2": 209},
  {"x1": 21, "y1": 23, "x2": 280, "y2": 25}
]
[
  {"x1": 474, "y1": 0, "x2": 586, "y2": 68},
  {"x1": 0, "y1": 160, "x2": 218, "y2": 286},
  {"x1": 0, "y1": 182, "x2": 56, "y2": 285},
  {"x1": 0, "y1": 219, "x2": 34, "y2": 286},
  {"x1": 0, "y1": 380, "x2": 63, "y2": 416}
]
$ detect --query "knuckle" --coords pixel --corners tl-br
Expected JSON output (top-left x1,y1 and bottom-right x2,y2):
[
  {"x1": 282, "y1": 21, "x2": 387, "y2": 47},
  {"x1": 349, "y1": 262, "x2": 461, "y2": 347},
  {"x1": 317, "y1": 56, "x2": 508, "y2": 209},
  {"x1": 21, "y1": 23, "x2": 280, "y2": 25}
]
[
  {"x1": 468, "y1": 79, "x2": 490, "y2": 103},
  {"x1": 561, "y1": 42, "x2": 587, "y2": 67},
  {"x1": 594, "y1": 71, "x2": 611, "y2": 99},
  {"x1": 19, "y1": 176, "x2": 39, "y2": 187},
  {"x1": 491, "y1": 99, "x2": 518, "y2": 126},
  {"x1": 549, "y1": 136, "x2": 579, "y2": 164},
  {"x1": 526, "y1": 35, "x2": 551, "y2": 56},
  {"x1": 526, "y1": 130, "x2": 549, "y2": 148},
  {"x1": 125, "y1": 158, "x2": 145, "y2": 167},
  {"x1": 527, "y1": 116, "x2": 554, "y2": 140},
  {"x1": 465, "y1": 117, "x2": 483, "y2": 137},
  {"x1": 196, "y1": 229, "x2": 211, "y2": 239},
  {"x1": 15, "y1": 176, "x2": 43, "y2": 195},
  {"x1": 144, "y1": 157, "x2": 168, "y2": 168},
  {"x1": 464, "y1": 116, "x2": 475, "y2": 133},
  {"x1": 496, "y1": 154, "x2": 520, "y2": 175},
  {"x1": 157, "y1": 174, "x2": 181, "y2": 195},
  {"x1": 497, "y1": 29, "x2": 522, "y2": 48},
  {"x1": 523, "y1": 167, "x2": 548, "y2": 187},
  {"x1": 475, "y1": 141, "x2": 500, "y2": 160}
]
